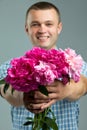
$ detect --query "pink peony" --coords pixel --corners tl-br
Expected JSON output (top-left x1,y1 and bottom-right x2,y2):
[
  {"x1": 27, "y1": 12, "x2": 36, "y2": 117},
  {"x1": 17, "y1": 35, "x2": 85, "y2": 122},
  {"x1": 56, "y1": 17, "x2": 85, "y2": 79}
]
[
  {"x1": 5, "y1": 57, "x2": 39, "y2": 92},
  {"x1": 64, "y1": 48, "x2": 83, "y2": 82},
  {"x1": 25, "y1": 47, "x2": 49, "y2": 63},
  {"x1": 34, "y1": 61, "x2": 58, "y2": 85},
  {"x1": 0, "y1": 47, "x2": 83, "y2": 130},
  {"x1": 5, "y1": 47, "x2": 83, "y2": 92}
]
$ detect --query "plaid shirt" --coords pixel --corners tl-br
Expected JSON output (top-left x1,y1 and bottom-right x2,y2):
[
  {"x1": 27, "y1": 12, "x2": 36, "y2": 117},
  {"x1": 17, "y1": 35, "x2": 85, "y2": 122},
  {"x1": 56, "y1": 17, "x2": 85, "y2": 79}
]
[{"x1": 0, "y1": 60, "x2": 87, "y2": 130}]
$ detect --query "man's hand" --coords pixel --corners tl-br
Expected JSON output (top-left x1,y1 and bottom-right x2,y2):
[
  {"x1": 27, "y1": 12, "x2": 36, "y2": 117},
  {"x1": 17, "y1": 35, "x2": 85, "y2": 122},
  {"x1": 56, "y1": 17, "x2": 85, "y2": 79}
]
[
  {"x1": 23, "y1": 80, "x2": 73, "y2": 113},
  {"x1": 23, "y1": 75, "x2": 87, "y2": 113},
  {"x1": 23, "y1": 91, "x2": 50, "y2": 113},
  {"x1": 0, "y1": 84, "x2": 23, "y2": 107}
]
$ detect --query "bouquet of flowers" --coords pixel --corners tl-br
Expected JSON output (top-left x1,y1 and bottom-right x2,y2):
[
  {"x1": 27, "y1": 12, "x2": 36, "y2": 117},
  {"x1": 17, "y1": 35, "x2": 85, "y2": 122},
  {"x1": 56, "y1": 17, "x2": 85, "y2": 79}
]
[{"x1": 0, "y1": 47, "x2": 83, "y2": 130}]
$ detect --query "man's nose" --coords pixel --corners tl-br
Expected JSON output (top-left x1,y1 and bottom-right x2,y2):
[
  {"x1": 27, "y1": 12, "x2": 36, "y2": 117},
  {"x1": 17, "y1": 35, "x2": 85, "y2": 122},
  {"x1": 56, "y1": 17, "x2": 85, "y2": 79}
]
[{"x1": 38, "y1": 24, "x2": 47, "y2": 33}]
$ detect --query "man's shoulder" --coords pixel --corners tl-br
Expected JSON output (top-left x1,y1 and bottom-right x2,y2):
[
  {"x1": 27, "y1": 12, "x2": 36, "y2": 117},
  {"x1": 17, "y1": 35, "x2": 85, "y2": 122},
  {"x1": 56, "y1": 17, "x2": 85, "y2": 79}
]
[
  {"x1": 81, "y1": 61, "x2": 87, "y2": 76},
  {"x1": 0, "y1": 59, "x2": 12, "y2": 79},
  {"x1": 82, "y1": 61, "x2": 87, "y2": 69},
  {"x1": 0, "y1": 60, "x2": 11, "y2": 69}
]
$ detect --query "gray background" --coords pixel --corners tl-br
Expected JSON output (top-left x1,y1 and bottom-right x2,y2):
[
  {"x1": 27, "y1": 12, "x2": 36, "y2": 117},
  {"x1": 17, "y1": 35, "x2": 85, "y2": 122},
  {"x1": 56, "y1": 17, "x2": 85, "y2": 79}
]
[{"x1": 0, "y1": 0, "x2": 87, "y2": 130}]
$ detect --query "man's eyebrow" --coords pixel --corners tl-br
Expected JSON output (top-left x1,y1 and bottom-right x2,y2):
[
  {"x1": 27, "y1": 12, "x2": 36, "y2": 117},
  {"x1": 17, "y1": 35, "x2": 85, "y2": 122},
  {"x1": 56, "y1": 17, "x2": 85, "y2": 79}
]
[
  {"x1": 31, "y1": 20, "x2": 53, "y2": 23},
  {"x1": 31, "y1": 21, "x2": 39, "y2": 23}
]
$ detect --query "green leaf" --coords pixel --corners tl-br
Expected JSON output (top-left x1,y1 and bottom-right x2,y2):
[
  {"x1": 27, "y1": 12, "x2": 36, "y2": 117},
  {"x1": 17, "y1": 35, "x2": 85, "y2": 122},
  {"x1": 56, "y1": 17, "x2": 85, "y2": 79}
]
[
  {"x1": 3, "y1": 83, "x2": 9, "y2": 94},
  {"x1": 23, "y1": 121, "x2": 33, "y2": 126},
  {"x1": 42, "y1": 123, "x2": 50, "y2": 130},
  {"x1": 26, "y1": 117, "x2": 33, "y2": 121},
  {"x1": 11, "y1": 88, "x2": 15, "y2": 95},
  {"x1": 23, "y1": 117, "x2": 34, "y2": 126},
  {"x1": 0, "y1": 79, "x2": 15, "y2": 95},
  {"x1": 44, "y1": 117, "x2": 58, "y2": 130},
  {"x1": 38, "y1": 85, "x2": 48, "y2": 96},
  {"x1": 0, "y1": 79, "x2": 5, "y2": 85},
  {"x1": 0, "y1": 79, "x2": 11, "y2": 94},
  {"x1": 49, "y1": 108, "x2": 56, "y2": 121}
]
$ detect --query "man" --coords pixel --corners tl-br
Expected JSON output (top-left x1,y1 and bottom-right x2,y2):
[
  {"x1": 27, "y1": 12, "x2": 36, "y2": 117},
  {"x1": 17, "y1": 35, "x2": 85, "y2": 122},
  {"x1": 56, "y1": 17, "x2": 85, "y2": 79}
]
[{"x1": 0, "y1": 1, "x2": 87, "y2": 130}]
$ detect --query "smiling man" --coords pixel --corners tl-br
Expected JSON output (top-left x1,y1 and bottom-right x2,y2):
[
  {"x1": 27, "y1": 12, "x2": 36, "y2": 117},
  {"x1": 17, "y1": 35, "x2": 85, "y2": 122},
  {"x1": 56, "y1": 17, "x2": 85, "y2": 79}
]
[
  {"x1": 25, "y1": 3, "x2": 62, "y2": 50},
  {"x1": 0, "y1": 1, "x2": 87, "y2": 130}
]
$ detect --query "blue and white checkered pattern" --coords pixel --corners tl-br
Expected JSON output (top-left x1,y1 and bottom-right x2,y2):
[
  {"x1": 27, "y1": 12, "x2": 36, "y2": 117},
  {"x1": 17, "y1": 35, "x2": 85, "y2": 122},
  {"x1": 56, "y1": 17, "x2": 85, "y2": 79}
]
[{"x1": 0, "y1": 60, "x2": 87, "y2": 130}]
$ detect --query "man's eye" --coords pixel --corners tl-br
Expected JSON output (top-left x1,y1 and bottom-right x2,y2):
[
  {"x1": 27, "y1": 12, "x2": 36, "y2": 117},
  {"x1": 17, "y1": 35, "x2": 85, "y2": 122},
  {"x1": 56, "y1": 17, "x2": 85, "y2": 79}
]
[
  {"x1": 31, "y1": 24, "x2": 39, "y2": 27},
  {"x1": 46, "y1": 23, "x2": 53, "y2": 26}
]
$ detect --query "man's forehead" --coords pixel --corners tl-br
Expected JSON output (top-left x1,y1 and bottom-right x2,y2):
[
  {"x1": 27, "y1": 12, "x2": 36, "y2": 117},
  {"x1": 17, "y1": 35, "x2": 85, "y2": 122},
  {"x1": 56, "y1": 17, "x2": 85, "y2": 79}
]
[
  {"x1": 27, "y1": 9, "x2": 59, "y2": 22},
  {"x1": 28, "y1": 8, "x2": 58, "y2": 16}
]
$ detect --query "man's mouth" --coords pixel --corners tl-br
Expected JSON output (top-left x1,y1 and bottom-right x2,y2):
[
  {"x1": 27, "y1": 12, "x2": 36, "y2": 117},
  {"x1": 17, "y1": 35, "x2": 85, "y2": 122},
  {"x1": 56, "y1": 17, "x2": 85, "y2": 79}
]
[{"x1": 37, "y1": 36, "x2": 49, "y2": 41}]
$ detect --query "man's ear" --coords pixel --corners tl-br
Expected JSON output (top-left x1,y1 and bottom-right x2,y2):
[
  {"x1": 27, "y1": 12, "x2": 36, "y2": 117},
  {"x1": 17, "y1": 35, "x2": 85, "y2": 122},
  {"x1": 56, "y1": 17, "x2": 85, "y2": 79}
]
[
  {"x1": 25, "y1": 24, "x2": 29, "y2": 34},
  {"x1": 57, "y1": 22, "x2": 62, "y2": 34}
]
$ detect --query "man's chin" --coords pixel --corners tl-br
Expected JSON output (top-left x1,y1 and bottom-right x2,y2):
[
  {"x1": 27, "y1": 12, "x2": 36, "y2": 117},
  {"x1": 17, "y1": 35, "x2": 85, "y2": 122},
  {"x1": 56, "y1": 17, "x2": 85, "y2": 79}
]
[
  {"x1": 35, "y1": 45, "x2": 48, "y2": 49},
  {"x1": 39, "y1": 46, "x2": 49, "y2": 50},
  {"x1": 33, "y1": 43, "x2": 50, "y2": 50}
]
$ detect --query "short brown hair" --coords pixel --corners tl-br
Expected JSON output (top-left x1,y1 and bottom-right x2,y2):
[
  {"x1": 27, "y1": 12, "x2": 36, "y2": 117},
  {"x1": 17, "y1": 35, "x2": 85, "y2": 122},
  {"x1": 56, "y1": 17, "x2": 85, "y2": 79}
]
[{"x1": 25, "y1": 1, "x2": 61, "y2": 24}]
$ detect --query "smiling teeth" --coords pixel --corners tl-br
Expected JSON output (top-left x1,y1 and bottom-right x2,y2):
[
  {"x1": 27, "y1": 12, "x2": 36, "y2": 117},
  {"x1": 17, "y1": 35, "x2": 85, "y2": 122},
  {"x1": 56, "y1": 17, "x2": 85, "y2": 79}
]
[{"x1": 37, "y1": 36, "x2": 48, "y2": 40}]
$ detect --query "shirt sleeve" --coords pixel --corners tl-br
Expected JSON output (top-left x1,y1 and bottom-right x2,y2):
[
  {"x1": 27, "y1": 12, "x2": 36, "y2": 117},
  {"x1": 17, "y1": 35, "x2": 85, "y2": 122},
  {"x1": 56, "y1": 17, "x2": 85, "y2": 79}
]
[
  {"x1": 81, "y1": 61, "x2": 87, "y2": 95},
  {"x1": 81, "y1": 61, "x2": 87, "y2": 77},
  {"x1": 0, "y1": 60, "x2": 11, "y2": 80}
]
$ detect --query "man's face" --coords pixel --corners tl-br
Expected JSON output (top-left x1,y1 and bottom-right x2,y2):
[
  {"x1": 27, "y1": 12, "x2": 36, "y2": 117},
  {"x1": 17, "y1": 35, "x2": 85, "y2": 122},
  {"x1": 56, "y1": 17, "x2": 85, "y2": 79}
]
[{"x1": 25, "y1": 9, "x2": 62, "y2": 50}]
